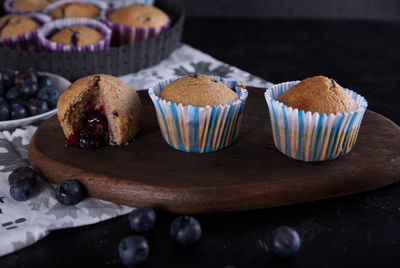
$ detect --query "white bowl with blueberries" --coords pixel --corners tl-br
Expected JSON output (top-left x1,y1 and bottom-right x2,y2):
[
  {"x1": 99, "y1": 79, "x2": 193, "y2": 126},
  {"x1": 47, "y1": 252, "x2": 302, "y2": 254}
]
[{"x1": 0, "y1": 69, "x2": 70, "y2": 130}]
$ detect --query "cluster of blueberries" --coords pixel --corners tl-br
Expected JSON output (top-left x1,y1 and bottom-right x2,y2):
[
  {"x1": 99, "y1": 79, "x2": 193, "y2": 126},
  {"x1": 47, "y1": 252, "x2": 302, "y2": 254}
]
[
  {"x1": 0, "y1": 69, "x2": 60, "y2": 121},
  {"x1": 8, "y1": 166, "x2": 301, "y2": 266}
]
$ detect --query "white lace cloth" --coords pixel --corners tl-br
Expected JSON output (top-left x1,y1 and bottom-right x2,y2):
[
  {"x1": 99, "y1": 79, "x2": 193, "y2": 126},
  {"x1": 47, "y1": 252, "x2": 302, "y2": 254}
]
[{"x1": 0, "y1": 44, "x2": 271, "y2": 257}]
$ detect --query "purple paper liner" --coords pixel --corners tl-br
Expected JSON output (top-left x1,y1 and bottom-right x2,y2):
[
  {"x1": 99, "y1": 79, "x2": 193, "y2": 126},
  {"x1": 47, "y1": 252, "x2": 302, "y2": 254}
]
[
  {"x1": 4, "y1": 0, "x2": 55, "y2": 14},
  {"x1": 0, "y1": 13, "x2": 51, "y2": 51},
  {"x1": 0, "y1": 0, "x2": 184, "y2": 81},
  {"x1": 37, "y1": 18, "x2": 112, "y2": 52},
  {"x1": 102, "y1": 6, "x2": 171, "y2": 46},
  {"x1": 42, "y1": 0, "x2": 108, "y2": 19}
]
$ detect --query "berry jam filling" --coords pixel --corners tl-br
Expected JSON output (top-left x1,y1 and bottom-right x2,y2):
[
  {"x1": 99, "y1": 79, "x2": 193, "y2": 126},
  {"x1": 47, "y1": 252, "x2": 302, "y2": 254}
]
[{"x1": 65, "y1": 110, "x2": 109, "y2": 149}]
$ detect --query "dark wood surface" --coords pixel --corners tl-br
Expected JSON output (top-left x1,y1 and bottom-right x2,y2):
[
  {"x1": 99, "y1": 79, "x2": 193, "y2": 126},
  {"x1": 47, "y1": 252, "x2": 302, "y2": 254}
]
[{"x1": 28, "y1": 88, "x2": 400, "y2": 213}]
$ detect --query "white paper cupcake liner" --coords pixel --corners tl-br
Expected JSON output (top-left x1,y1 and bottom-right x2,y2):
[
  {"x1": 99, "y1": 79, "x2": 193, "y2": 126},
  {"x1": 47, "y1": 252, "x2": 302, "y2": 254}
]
[
  {"x1": 37, "y1": 18, "x2": 112, "y2": 52},
  {"x1": 149, "y1": 77, "x2": 248, "y2": 153},
  {"x1": 42, "y1": 0, "x2": 108, "y2": 19},
  {"x1": 265, "y1": 81, "x2": 368, "y2": 162},
  {"x1": 102, "y1": 7, "x2": 171, "y2": 46},
  {"x1": 0, "y1": 13, "x2": 51, "y2": 51}
]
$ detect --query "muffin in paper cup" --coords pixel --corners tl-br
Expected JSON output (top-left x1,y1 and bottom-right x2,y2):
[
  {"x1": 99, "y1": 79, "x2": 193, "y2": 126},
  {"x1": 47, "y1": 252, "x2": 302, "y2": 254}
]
[
  {"x1": 265, "y1": 81, "x2": 368, "y2": 162},
  {"x1": 37, "y1": 18, "x2": 112, "y2": 52},
  {"x1": 0, "y1": 13, "x2": 51, "y2": 51},
  {"x1": 42, "y1": 0, "x2": 108, "y2": 19},
  {"x1": 102, "y1": 6, "x2": 171, "y2": 46},
  {"x1": 104, "y1": 0, "x2": 155, "y2": 9},
  {"x1": 148, "y1": 77, "x2": 248, "y2": 153},
  {"x1": 4, "y1": 0, "x2": 57, "y2": 14}
]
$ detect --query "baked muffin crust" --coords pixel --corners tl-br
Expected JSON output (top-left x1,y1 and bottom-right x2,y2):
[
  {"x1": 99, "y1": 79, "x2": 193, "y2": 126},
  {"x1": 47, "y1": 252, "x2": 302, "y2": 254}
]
[
  {"x1": 109, "y1": 4, "x2": 169, "y2": 28},
  {"x1": 12, "y1": 0, "x2": 56, "y2": 12},
  {"x1": 50, "y1": 25, "x2": 104, "y2": 46},
  {"x1": 159, "y1": 74, "x2": 239, "y2": 107},
  {"x1": 50, "y1": 2, "x2": 100, "y2": 19},
  {"x1": 277, "y1": 76, "x2": 358, "y2": 114},
  {"x1": 0, "y1": 14, "x2": 39, "y2": 39}
]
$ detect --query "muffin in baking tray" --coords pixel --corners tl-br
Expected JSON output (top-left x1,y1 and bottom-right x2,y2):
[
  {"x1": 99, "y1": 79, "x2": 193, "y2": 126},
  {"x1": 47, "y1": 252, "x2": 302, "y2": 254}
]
[
  {"x1": 149, "y1": 74, "x2": 248, "y2": 153},
  {"x1": 6, "y1": 0, "x2": 57, "y2": 13},
  {"x1": 50, "y1": 26, "x2": 104, "y2": 46},
  {"x1": 57, "y1": 74, "x2": 142, "y2": 149},
  {"x1": 104, "y1": 4, "x2": 171, "y2": 45},
  {"x1": 265, "y1": 75, "x2": 368, "y2": 162},
  {"x1": 49, "y1": 2, "x2": 101, "y2": 19},
  {"x1": 0, "y1": 14, "x2": 40, "y2": 39}
]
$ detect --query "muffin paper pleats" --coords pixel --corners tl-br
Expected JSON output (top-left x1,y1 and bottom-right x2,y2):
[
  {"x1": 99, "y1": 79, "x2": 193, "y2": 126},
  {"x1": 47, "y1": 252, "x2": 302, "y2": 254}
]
[
  {"x1": 102, "y1": 9, "x2": 170, "y2": 46},
  {"x1": 37, "y1": 18, "x2": 112, "y2": 52},
  {"x1": 42, "y1": 0, "x2": 108, "y2": 19},
  {"x1": 265, "y1": 81, "x2": 368, "y2": 162},
  {"x1": 0, "y1": 13, "x2": 51, "y2": 51},
  {"x1": 149, "y1": 78, "x2": 248, "y2": 153}
]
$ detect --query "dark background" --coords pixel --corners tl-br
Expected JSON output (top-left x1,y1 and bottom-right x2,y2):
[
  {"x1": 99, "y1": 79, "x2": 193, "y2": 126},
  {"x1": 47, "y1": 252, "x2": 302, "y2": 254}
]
[{"x1": 1, "y1": 0, "x2": 400, "y2": 267}]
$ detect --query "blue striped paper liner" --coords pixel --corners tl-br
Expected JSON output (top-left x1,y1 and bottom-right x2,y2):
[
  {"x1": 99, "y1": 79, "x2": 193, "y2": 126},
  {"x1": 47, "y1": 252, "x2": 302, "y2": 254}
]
[
  {"x1": 265, "y1": 81, "x2": 368, "y2": 162},
  {"x1": 0, "y1": 13, "x2": 51, "y2": 51},
  {"x1": 148, "y1": 77, "x2": 248, "y2": 153},
  {"x1": 37, "y1": 18, "x2": 112, "y2": 52},
  {"x1": 42, "y1": 0, "x2": 108, "y2": 19}
]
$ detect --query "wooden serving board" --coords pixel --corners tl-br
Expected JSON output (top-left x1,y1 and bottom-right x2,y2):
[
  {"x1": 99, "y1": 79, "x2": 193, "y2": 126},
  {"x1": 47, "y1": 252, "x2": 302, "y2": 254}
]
[{"x1": 28, "y1": 88, "x2": 400, "y2": 214}]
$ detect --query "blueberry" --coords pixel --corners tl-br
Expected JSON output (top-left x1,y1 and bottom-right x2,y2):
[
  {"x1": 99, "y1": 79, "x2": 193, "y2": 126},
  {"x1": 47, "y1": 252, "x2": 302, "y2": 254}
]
[
  {"x1": 10, "y1": 184, "x2": 30, "y2": 201},
  {"x1": 10, "y1": 103, "x2": 27, "y2": 120},
  {"x1": 8, "y1": 166, "x2": 37, "y2": 188},
  {"x1": 19, "y1": 80, "x2": 38, "y2": 96},
  {"x1": 0, "y1": 103, "x2": 9, "y2": 120},
  {"x1": 27, "y1": 99, "x2": 49, "y2": 116},
  {"x1": 2, "y1": 69, "x2": 16, "y2": 87},
  {"x1": 118, "y1": 235, "x2": 149, "y2": 267},
  {"x1": 128, "y1": 207, "x2": 156, "y2": 232},
  {"x1": 13, "y1": 96, "x2": 29, "y2": 107},
  {"x1": 0, "y1": 97, "x2": 6, "y2": 105},
  {"x1": 170, "y1": 216, "x2": 202, "y2": 245},
  {"x1": 37, "y1": 86, "x2": 60, "y2": 108},
  {"x1": 37, "y1": 75, "x2": 52, "y2": 87},
  {"x1": 5, "y1": 86, "x2": 20, "y2": 100},
  {"x1": 270, "y1": 226, "x2": 301, "y2": 258},
  {"x1": 55, "y1": 179, "x2": 84, "y2": 205},
  {"x1": 15, "y1": 70, "x2": 37, "y2": 86}
]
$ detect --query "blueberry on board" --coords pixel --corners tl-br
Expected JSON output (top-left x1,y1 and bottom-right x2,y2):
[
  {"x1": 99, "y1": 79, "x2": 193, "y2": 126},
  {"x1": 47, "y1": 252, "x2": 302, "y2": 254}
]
[
  {"x1": 19, "y1": 80, "x2": 38, "y2": 96},
  {"x1": 118, "y1": 235, "x2": 149, "y2": 267},
  {"x1": 10, "y1": 184, "x2": 30, "y2": 201},
  {"x1": 27, "y1": 99, "x2": 49, "y2": 116},
  {"x1": 55, "y1": 180, "x2": 84, "y2": 206},
  {"x1": 2, "y1": 69, "x2": 16, "y2": 87},
  {"x1": 128, "y1": 207, "x2": 156, "y2": 232},
  {"x1": 8, "y1": 166, "x2": 37, "y2": 188},
  {"x1": 10, "y1": 103, "x2": 27, "y2": 120},
  {"x1": 15, "y1": 70, "x2": 37, "y2": 86},
  {"x1": 270, "y1": 226, "x2": 301, "y2": 258},
  {"x1": 5, "y1": 86, "x2": 20, "y2": 100},
  {"x1": 170, "y1": 216, "x2": 202, "y2": 245},
  {"x1": 0, "y1": 103, "x2": 10, "y2": 120},
  {"x1": 37, "y1": 75, "x2": 52, "y2": 87},
  {"x1": 37, "y1": 86, "x2": 60, "y2": 108}
]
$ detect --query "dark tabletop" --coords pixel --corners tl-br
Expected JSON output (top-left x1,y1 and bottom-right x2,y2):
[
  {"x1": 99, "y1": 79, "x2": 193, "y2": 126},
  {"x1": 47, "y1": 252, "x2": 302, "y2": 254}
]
[{"x1": 2, "y1": 18, "x2": 400, "y2": 268}]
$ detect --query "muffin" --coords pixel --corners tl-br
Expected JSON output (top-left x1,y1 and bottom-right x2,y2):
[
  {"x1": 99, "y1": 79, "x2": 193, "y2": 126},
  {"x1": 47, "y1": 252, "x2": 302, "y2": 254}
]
[
  {"x1": 0, "y1": 13, "x2": 51, "y2": 50},
  {"x1": 6, "y1": 0, "x2": 57, "y2": 13},
  {"x1": 0, "y1": 14, "x2": 39, "y2": 39},
  {"x1": 50, "y1": 26, "x2": 104, "y2": 46},
  {"x1": 37, "y1": 18, "x2": 112, "y2": 52},
  {"x1": 265, "y1": 75, "x2": 368, "y2": 162},
  {"x1": 49, "y1": 2, "x2": 101, "y2": 19},
  {"x1": 277, "y1": 76, "x2": 359, "y2": 114},
  {"x1": 104, "y1": 4, "x2": 171, "y2": 45},
  {"x1": 148, "y1": 74, "x2": 248, "y2": 153},
  {"x1": 58, "y1": 74, "x2": 142, "y2": 149}
]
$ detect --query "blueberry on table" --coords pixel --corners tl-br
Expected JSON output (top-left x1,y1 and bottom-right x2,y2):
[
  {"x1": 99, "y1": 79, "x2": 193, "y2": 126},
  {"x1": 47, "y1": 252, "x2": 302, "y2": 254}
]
[
  {"x1": 27, "y1": 99, "x2": 49, "y2": 116},
  {"x1": 270, "y1": 226, "x2": 301, "y2": 258},
  {"x1": 37, "y1": 86, "x2": 60, "y2": 108},
  {"x1": 19, "y1": 80, "x2": 38, "y2": 96},
  {"x1": 10, "y1": 184, "x2": 30, "y2": 201},
  {"x1": 10, "y1": 103, "x2": 27, "y2": 120},
  {"x1": 8, "y1": 166, "x2": 37, "y2": 188},
  {"x1": 2, "y1": 69, "x2": 16, "y2": 87},
  {"x1": 170, "y1": 216, "x2": 202, "y2": 245},
  {"x1": 5, "y1": 86, "x2": 20, "y2": 100},
  {"x1": 0, "y1": 103, "x2": 10, "y2": 120},
  {"x1": 118, "y1": 235, "x2": 149, "y2": 267},
  {"x1": 55, "y1": 180, "x2": 84, "y2": 206},
  {"x1": 128, "y1": 207, "x2": 156, "y2": 232},
  {"x1": 37, "y1": 75, "x2": 52, "y2": 87}
]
